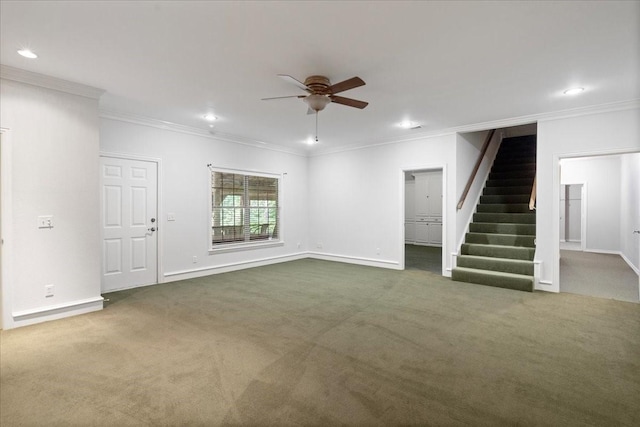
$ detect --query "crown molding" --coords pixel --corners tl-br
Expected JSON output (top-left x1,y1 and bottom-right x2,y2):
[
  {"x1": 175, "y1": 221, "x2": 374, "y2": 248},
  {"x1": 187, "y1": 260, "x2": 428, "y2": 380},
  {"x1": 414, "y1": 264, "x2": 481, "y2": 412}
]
[
  {"x1": 100, "y1": 110, "x2": 307, "y2": 157},
  {"x1": 309, "y1": 99, "x2": 640, "y2": 157},
  {"x1": 0, "y1": 64, "x2": 104, "y2": 100}
]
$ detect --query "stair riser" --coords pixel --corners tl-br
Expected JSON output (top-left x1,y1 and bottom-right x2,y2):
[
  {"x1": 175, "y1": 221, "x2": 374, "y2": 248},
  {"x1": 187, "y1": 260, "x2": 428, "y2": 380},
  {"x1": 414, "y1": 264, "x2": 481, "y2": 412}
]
[
  {"x1": 483, "y1": 186, "x2": 533, "y2": 195},
  {"x1": 494, "y1": 156, "x2": 537, "y2": 165},
  {"x1": 465, "y1": 232, "x2": 535, "y2": 247},
  {"x1": 473, "y1": 212, "x2": 536, "y2": 224},
  {"x1": 480, "y1": 195, "x2": 530, "y2": 204},
  {"x1": 491, "y1": 163, "x2": 536, "y2": 172},
  {"x1": 486, "y1": 178, "x2": 536, "y2": 187},
  {"x1": 495, "y1": 150, "x2": 536, "y2": 158},
  {"x1": 469, "y1": 223, "x2": 536, "y2": 235},
  {"x1": 461, "y1": 243, "x2": 535, "y2": 261},
  {"x1": 489, "y1": 171, "x2": 536, "y2": 180},
  {"x1": 477, "y1": 204, "x2": 532, "y2": 213},
  {"x1": 457, "y1": 257, "x2": 534, "y2": 276}
]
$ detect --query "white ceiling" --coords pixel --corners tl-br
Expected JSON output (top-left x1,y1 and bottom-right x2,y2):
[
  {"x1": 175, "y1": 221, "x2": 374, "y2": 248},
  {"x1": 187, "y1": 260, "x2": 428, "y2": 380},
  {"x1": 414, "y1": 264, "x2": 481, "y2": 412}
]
[{"x1": 1, "y1": 1, "x2": 638, "y2": 154}]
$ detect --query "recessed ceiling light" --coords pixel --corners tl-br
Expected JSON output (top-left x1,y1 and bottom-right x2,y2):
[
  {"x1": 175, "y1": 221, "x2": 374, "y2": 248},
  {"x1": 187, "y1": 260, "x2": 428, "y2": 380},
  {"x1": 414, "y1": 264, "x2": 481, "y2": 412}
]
[
  {"x1": 304, "y1": 137, "x2": 318, "y2": 145},
  {"x1": 17, "y1": 49, "x2": 38, "y2": 59},
  {"x1": 203, "y1": 113, "x2": 217, "y2": 122},
  {"x1": 398, "y1": 120, "x2": 421, "y2": 129},
  {"x1": 563, "y1": 87, "x2": 584, "y2": 95}
]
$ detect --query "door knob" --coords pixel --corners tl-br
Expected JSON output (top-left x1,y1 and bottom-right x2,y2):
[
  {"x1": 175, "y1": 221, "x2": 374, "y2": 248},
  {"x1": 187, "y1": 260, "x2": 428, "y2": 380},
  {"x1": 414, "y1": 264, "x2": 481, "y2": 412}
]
[
  {"x1": 148, "y1": 227, "x2": 156, "y2": 233},
  {"x1": 150, "y1": 218, "x2": 156, "y2": 223},
  {"x1": 634, "y1": 230, "x2": 640, "y2": 234}
]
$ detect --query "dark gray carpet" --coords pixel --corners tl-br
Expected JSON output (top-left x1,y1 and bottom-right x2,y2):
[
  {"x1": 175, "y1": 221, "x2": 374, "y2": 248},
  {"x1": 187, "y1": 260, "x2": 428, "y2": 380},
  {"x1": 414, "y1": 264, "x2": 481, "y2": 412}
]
[
  {"x1": 2, "y1": 259, "x2": 639, "y2": 426},
  {"x1": 405, "y1": 244, "x2": 441, "y2": 273},
  {"x1": 560, "y1": 249, "x2": 639, "y2": 303}
]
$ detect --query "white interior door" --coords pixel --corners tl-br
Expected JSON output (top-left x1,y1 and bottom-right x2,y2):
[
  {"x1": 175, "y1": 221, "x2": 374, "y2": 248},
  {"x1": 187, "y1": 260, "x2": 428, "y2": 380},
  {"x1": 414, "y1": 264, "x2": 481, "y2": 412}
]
[{"x1": 101, "y1": 156, "x2": 158, "y2": 292}]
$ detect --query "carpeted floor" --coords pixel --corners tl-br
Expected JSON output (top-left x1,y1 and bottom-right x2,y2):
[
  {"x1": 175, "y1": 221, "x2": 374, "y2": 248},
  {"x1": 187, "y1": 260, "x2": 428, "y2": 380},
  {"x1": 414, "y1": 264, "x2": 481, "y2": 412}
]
[
  {"x1": 405, "y1": 244, "x2": 441, "y2": 273},
  {"x1": 2, "y1": 259, "x2": 639, "y2": 426},
  {"x1": 560, "y1": 250, "x2": 639, "y2": 303}
]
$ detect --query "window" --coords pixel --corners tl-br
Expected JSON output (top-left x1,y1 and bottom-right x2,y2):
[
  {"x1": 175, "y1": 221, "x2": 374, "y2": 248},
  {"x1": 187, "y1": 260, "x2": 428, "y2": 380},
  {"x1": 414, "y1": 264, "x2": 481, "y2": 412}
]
[{"x1": 210, "y1": 169, "x2": 280, "y2": 249}]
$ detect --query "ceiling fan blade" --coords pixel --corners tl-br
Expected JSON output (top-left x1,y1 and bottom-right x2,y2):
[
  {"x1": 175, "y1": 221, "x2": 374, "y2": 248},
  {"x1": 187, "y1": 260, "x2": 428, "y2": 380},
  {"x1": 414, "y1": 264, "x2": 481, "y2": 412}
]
[
  {"x1": 277, "y1": 74, "x2": 310, "y2": 92},
  {"x1": 261, "y1": 95, "x2": 307, "y2": 101},
  {"x1": 330, "y1": 95, "x2": 369, "y2": 109},
  {"x1": 328, "y1": 77, "x2": 365, "y2": 94}
]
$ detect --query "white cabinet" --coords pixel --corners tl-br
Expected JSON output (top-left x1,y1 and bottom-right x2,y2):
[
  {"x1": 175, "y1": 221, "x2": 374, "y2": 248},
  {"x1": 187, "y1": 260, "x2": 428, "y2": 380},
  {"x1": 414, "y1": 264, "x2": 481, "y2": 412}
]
[
  {"x1": 414, "y1": 172, "x2": 442, "y2": 217},
  {"x1": 415, "y1": 221, "x2": 429, "y2": 243},
  {"x1": 405, "y1": 171, "x2": 442, "y2": 246},
  {"x1": 405, "y1": 222, "x2": 415, "y2": 241},
  {"x1": 428, "y1": 221, "x2": 442, "y2": 245}
]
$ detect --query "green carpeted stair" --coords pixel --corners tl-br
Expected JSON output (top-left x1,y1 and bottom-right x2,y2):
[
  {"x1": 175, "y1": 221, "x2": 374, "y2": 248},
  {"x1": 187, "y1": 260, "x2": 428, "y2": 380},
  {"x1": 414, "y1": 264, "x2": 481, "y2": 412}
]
[{"x1": 452, "y1": 135, "x2": 536, "y2": 292}]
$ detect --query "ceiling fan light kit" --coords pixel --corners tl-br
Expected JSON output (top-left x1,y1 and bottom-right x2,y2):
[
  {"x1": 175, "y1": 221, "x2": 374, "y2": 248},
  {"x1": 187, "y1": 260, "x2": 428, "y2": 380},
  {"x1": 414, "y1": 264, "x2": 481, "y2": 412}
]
[
  {"x1": 304, "y1": 94, "x2": 331, "y2": 112},
  {"x1": 263, "y1": 73, "x2": 369, "y2": 143}
]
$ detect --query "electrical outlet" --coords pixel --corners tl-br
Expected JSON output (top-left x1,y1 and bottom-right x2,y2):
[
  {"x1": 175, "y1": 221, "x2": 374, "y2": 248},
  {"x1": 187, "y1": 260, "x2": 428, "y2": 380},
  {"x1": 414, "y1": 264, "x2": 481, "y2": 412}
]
[
  {"x1": 38, "y1": 215, "x2": 54, "y2": 229},
  {"x1": 167, "y1": 213, "x2": 176, "y2": 221},
  {"x1": 192, "y1": 256, "x2": 198, "y2": 263},
  {"x1": 45, "y1": 284, "x2": 54, "y2": 298}
]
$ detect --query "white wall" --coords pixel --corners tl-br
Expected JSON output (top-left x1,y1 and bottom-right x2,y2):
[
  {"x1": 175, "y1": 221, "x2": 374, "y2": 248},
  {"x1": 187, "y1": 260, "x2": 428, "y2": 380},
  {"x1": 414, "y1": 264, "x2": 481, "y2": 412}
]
[
  {"x1": 0, "y1": 77, "x2": 103, "y2": 328},
  {"x1": 561, "y1": 156, "x2": 622, "y2": 252},
  {"x1": 455, "y1": 129, "x2": 499, "y2": 251},
  {"x1": 537, "y1": 106, "x2": 640, "y2": 292},
  {"x1": 308, "y1": 134, "x2": 456, "y2": 273},
  {"x1": 99, "y1": 118, "x2": 309, "y2": 281},
  {"x1": 620, "y1": 153, "x2": 640, "y2": 272}
]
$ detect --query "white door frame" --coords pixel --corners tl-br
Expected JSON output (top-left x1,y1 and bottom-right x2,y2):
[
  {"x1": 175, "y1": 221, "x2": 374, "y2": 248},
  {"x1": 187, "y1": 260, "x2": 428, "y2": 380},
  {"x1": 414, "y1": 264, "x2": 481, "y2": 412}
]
[
  {"x1": 100, "y1": 152, "x2": 163, "y2": 287},
  {"x1": 400, "y1": 164, "x2": 447, "y2": 274},
  {"x1": 0, "y1": 128, "x2": 13, "y2": 329}
]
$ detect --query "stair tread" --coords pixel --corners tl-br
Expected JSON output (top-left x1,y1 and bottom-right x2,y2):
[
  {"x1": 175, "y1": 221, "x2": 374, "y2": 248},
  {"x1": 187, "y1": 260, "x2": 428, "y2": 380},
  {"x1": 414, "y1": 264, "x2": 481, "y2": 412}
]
[{"x1": 452, "y1": 267, "x2": 533, "y2": 280}]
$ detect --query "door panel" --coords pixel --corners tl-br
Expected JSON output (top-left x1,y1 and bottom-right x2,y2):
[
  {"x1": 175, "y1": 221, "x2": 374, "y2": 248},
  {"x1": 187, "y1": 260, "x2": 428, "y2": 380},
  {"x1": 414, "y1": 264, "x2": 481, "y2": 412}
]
[{"x1": 101, "y1": 157, "x2": 157, "y2": 292}]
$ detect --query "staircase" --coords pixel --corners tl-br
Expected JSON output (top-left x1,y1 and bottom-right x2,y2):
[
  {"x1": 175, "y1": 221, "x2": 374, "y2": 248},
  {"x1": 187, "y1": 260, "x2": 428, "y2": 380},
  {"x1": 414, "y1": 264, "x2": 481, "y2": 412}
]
[{"x1": 452, "y1": 135, "x2": 536, "y2": 292}]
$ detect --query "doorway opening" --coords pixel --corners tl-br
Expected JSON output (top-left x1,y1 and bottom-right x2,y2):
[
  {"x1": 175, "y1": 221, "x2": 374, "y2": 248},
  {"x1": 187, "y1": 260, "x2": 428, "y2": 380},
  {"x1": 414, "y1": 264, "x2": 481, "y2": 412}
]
[
  {"x1": 404, "y1": 168, "x2": 443, "y2": 274},
  {"x1": 558, "y1": 153, "x2": 640, "y2": 303},
  {"x1": 560, "y1": 183, "x2": 585, "y2": 251}
]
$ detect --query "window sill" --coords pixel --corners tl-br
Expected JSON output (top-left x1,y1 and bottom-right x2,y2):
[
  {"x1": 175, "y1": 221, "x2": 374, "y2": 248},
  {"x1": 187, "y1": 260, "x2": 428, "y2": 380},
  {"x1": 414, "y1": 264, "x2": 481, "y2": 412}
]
[{"x1": 209, "y1": 240, "x2": 284, "y2": 255}]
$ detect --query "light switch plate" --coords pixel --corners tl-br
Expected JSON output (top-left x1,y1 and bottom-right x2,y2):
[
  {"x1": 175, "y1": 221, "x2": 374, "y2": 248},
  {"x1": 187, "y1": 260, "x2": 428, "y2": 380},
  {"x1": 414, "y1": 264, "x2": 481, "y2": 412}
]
[{"x1": 167, "y1": 213, "x2": 176, "y2": 221}]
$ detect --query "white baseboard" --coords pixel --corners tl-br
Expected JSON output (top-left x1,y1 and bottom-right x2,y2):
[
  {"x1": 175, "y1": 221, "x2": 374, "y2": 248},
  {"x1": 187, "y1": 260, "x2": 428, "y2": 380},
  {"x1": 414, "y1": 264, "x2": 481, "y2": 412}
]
[
  {"x1": 307, "y1": 252, "x2": 401, "y2": 270},
  {"x1": 163, "y1": 252, "x2": 309, "y2": 282},
  {"x1": 10, "y1": 297, "x2": 104, "y2": 329},
  {"x1": 584, "y1": 248, "x2": 620, "y2": 255},
  {"x1": 620, "y1": 252, "x2": 640, "y2": 275}
]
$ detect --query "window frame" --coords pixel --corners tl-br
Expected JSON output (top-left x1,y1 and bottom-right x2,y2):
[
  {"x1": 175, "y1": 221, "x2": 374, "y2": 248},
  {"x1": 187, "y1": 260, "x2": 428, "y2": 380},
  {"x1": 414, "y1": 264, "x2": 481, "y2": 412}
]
[{"x1": 208, "y1": 167, "x2": 283, "y2": 253}]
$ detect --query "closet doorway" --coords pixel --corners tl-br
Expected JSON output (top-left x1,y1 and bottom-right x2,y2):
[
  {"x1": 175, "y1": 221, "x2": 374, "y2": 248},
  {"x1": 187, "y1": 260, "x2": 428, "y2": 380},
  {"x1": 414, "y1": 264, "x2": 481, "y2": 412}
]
[{"x1": 404, "y1": 169, "x2": 443, "y2": 274}]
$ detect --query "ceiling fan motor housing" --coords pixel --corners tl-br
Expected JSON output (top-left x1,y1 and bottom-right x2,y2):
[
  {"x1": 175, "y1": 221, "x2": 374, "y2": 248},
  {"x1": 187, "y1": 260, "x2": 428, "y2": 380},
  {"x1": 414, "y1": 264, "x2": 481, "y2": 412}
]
[{"x1": 303, "y1": 75, "x2": 331, "y2": 94}]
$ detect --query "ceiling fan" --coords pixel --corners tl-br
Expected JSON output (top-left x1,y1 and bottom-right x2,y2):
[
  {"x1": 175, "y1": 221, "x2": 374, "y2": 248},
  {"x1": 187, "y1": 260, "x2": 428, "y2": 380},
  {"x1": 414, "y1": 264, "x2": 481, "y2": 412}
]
[{"x1": 262, "y1": 74, "x2": 369, "y2": 114}]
